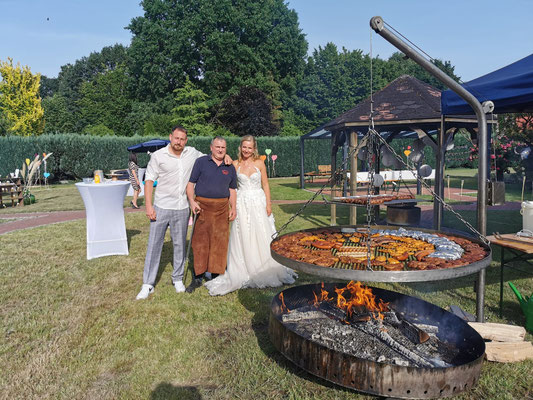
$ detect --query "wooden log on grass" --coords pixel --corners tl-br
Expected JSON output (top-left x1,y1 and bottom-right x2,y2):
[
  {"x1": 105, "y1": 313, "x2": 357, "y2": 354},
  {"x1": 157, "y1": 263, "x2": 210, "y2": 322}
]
[
  {"x1": 468, "y1": 322, "x2": 526, "y2": 342},
  {"x1": 485, "y1": 341, "x2": 533, "y2": 363}
]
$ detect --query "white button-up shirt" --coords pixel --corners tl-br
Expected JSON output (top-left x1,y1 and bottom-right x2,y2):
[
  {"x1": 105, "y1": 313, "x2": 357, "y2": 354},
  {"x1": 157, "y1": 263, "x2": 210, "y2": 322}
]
[{"x1": 144, "y1": 145, "x2": 203, "y2": 210}]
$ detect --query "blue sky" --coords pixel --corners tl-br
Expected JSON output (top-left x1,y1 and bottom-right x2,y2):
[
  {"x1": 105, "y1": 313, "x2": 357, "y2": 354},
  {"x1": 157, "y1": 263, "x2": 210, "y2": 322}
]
[{"x1": 0, "y1": 0, "x2": 531, "y2": 82}]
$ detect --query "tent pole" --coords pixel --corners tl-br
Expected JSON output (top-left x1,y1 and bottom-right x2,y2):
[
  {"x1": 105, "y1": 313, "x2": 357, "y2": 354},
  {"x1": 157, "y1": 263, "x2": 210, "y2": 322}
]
[{"x1": 371, "y1": 16, "x2": 488, "y2": 322}]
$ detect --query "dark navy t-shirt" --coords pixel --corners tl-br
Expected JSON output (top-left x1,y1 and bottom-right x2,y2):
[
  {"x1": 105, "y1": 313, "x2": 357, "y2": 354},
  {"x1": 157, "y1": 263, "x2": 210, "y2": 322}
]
[{"x1": 189, "y1": 155, "x2": 237, "y2": 198}]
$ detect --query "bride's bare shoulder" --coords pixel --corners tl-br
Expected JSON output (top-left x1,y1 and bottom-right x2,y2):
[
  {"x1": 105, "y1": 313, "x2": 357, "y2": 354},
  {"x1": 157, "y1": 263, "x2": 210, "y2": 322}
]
[{"x1": 254, "y1": 158, "x2": 266, "y2": 169}]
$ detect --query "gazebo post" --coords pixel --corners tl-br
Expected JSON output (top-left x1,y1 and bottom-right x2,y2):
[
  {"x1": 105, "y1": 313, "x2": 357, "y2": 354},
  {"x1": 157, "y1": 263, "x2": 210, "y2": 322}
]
[{"x1": 343, "y1": 138, "x2": 349, "y2": 196}]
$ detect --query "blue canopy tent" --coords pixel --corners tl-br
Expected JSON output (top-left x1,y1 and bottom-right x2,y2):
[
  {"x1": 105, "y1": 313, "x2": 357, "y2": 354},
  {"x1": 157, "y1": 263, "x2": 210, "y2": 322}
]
[
  {"x1": 441, "y1": 53, "x2": 533, "y2": 115},
  {"x1": 127, "y1": 139, "x2": 169, "y2": 153}
]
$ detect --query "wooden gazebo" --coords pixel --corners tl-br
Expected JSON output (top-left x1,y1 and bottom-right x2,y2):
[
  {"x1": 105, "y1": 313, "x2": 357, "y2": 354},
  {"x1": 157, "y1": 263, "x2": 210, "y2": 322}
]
[{"x1": 300, "y1": 75, "x2": 496, "y2": 227}]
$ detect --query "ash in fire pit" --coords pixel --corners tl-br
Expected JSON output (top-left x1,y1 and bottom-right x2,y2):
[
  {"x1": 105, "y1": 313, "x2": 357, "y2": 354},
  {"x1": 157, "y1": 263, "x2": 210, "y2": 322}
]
[
  {"x1": 270, "y1": 283, "x2": 485, "y2": 399},
  {"x1": 280, "y1": 281, "x2": 460, "y2": 368}
]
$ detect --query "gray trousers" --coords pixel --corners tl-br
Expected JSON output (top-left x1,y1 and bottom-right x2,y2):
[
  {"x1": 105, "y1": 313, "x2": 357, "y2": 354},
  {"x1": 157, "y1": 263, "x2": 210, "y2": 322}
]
[{"x1": 143, "y1": 206, "x2": 190, "y2": 286}]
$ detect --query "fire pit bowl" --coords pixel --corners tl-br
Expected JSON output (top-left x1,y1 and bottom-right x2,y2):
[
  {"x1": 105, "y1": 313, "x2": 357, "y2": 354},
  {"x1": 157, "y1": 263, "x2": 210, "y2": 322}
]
[{"x1": 269, "y1": 283, "x2": 485, "y2": 399}]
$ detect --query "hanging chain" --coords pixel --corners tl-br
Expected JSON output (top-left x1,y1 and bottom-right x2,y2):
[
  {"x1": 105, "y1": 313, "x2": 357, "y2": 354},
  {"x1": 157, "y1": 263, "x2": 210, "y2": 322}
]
[
  {"x1": 373, "y1": 131, "x2": 490, "y2": 245},
  {"x1": 365, "y1": 130, "x2": 377, "y2": 270},
  {"x1": 273, "y1": 134, "x2": 369, "y2": 239},
  {"x1": 364, "y1": 25, "x2": 376, "y2": 271}
]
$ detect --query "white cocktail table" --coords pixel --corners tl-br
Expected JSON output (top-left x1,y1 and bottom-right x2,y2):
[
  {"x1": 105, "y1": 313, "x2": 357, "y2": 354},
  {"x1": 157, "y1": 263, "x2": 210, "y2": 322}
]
[{"x1": 76, "y1": 181, "x2": 130, "y2": 260}]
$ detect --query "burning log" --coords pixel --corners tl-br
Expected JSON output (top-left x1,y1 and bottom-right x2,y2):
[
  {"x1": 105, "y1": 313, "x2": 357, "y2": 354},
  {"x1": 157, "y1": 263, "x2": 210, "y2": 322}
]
[
  {"x1": 281, "y1": 282, "x2": 456, "y2": 368},
  {"x1": 316, "y1": 301, "x2": 372, "y2": 323},
  {"x1": 281, "y1": 306, "x2": 325, "y2": 323},
  {"x1": 352, "y1": 320, "x2": 446, "y2": 368},
  {"x1": 413, "y1": 323, "x2": 439, "y2": 335},
  {"x1": 397, "y1": 319, "x2": 430, "y2": 344},
  {"x1": 309, "y1": 302, "x2": 445, "y2": 367},
  {"x1": 384, "y1": 311, "x2": 430, "y2": 344}
]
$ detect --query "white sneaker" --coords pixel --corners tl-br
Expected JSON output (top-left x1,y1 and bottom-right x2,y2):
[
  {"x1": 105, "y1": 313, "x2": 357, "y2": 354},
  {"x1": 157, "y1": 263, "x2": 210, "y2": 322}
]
[
  {"x1": 173, "y1": 281, "x2": 186, "y2": 293},
  {"x1": 136, "y1": 284, "x2": 154, "y2": 300}
]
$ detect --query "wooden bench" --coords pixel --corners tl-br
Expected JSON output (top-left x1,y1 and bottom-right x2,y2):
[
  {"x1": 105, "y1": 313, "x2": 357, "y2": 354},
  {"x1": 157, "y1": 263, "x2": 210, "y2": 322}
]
[
  {"x1": 304, "y1": 165, "x2": 332, "y2": 182},
  {"x1": 0, "y1": 178, "x2": 24, "y2": 207}
]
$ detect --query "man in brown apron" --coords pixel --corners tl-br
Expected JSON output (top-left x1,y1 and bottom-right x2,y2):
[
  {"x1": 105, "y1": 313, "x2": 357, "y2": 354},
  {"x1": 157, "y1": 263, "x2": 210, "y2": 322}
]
[{"x1": 185, "y1": 136, "x2": 237, "y2": 293}]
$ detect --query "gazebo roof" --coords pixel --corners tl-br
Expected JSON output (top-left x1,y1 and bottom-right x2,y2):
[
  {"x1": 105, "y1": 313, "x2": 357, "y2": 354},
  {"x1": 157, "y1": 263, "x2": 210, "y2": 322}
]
[{"x1": 324, "y1": 75, "x2": 480, "y2": 132}]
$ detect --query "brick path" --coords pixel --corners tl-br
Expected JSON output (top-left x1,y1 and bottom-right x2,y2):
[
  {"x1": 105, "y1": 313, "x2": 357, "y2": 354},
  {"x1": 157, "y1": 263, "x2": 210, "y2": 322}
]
[
  {"x1": 0, "y1": 208, "x2": 144, "y2": 235},
  {"x1": 0, "y1": 185, "x2": 522, "y2": 235}
]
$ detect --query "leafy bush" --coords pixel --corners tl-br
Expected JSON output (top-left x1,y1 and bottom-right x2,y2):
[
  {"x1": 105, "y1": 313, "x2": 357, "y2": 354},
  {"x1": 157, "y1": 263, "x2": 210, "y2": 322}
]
[{"x1": 84, "y1": 124, "x2": 115, "y2": 136}]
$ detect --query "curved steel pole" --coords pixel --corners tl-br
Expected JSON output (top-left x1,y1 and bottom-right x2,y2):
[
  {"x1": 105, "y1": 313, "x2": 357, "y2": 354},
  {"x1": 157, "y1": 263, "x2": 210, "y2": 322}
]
[{"x1": 370, "y1": 16, "x2": 488, "y2": 322}]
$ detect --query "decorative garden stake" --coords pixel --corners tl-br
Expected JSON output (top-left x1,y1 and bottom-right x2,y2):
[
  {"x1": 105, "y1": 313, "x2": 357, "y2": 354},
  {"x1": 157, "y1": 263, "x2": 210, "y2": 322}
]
[
  {"x1": 272, "y1": 154, "x2": 278, "y2": 177},
  {"x1": 265, "y1": 149, "x2": 272, "y2": 177}
]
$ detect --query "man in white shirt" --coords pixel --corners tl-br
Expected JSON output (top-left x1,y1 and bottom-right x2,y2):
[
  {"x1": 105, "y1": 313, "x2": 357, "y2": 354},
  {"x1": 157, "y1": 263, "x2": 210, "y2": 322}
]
[{"x1": 136, "y1": 125, "x2": 206, "y2": 299}]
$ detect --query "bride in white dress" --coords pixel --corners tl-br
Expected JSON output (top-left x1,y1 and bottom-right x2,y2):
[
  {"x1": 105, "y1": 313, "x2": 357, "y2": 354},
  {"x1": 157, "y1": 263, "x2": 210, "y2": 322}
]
[{"x1": 204, "y1": 135, "x2": 297, "y2": 296}]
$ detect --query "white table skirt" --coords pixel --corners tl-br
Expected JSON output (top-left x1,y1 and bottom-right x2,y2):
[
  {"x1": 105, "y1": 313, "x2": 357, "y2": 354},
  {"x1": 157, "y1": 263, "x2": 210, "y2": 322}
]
[{"x1": 76, "y1": 181, "x2": 130, "y2": 260}]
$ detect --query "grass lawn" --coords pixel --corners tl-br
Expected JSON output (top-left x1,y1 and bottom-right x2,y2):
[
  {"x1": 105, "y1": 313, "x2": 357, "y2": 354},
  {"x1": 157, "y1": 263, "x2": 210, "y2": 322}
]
[
  {"x1": 445, "y1": 168, "x2": 533, "y2": 202},
  {"x1": 1, "y1": 171, "x2": 532, "y2": 399}
]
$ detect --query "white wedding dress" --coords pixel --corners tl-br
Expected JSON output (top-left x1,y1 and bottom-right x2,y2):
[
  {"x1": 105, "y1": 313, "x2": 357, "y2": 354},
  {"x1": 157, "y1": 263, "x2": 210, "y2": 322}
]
[{"x1": 204, "y1": 167, "x2": 297, "y2": 296}]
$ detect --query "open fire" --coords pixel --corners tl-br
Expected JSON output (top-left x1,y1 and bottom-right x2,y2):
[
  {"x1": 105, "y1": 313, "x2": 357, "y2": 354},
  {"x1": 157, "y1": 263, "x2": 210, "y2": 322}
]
[
  {"x1": 270, "y1": 283, "x2": 485, "y2": 399},
  {"x1": 311, "y1": 281, "x2": 389, "y2": 321}
]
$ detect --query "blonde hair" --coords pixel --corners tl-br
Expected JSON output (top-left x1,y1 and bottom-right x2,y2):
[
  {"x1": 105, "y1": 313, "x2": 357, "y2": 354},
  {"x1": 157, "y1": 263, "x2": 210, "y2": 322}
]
[{"x1": 238, "y1": 135, "x2": 260, "y2": 162}]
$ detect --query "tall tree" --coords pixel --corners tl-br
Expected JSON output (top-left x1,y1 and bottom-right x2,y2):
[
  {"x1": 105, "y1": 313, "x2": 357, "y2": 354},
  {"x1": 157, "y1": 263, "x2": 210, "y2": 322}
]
[
  {"x1": 42, "y1": 94, "x2": 76, "y2": 133},
  {"x1": 286, "y1": 43, "x2": 385, "y2": 132},
  {"x1": 39, "y1": 75, "x2": 59, "y2": 98},
  {"x1": 218, "y1": 86, "x2": 278, "y2": 137},
  {"x1": 127, "y1": 0, "x2": 307, "y2": 105},
  {"x1": 384, "y1": 52, "x2": 460, "y2": 90},
  {"x1": 55, "y1": 44, "x2": 130, "y2": 132},
  {"x1": 0, "y1": 58, "x2": 44, "y2": 136},
  {"x1": 77, "y1": 64, "x2": 133, "y2": 136},
  {"x1": 171, "y1": 77, "x2": 210, "y2": 129},
  {"x1": 285, "y1": 46, "x2": 458, "y2": 133}
]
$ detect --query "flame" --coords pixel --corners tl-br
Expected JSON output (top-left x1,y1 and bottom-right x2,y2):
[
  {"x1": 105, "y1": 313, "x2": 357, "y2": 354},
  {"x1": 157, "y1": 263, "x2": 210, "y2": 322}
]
[
  {"x1": 279, "y1": 292, "x2": 291, "y2": 313},
  {"x1": 314, "y1": 281, "x2": 389, "y2": 321},
  {"x1": 313, "y1": 282, "x2": 333, "y2": 305}
]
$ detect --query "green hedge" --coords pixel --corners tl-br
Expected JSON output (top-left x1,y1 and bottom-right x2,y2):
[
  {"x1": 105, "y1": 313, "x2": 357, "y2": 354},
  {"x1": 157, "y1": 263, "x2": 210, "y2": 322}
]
[
  {"x1": 0, "y1": 135, "x2": 332, "y2": 179},
  {"x1": 0, "y1": 133, "x2": 473, "y2": 180}
]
